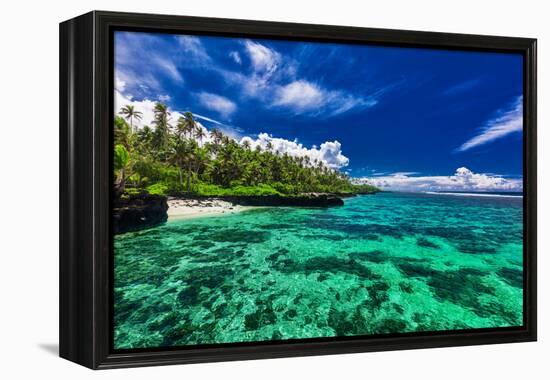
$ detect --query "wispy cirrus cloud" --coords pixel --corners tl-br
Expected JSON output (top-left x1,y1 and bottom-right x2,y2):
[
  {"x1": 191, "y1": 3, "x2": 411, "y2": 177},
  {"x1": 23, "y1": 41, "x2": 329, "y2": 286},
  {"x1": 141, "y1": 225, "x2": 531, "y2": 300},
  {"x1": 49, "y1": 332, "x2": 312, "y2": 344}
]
[
  {"x1": 456, "y1": 96, "x2": 523, "y2": 152},
  {"x1": 196, "y1": 38, "x2": 383, "y2": 117},
  {"x1": 152, "y1": 55, "x2": 184, "y2": 83},
  {"x1": 116, "y1": 32, "x2": 396, "y2": 123},
  {"x1": 115, "y1": 32, "x2": 184, "y2": 100},
  {"x1": 272, "y1": 80, "x2": 377, "y2": 116},
  {"x1": 244, "y1": 40, "x2": 281, "y2": 75},
  {"x1": 176, "y1": 35, "x2": 212, "y2": 63},
  {"x1": 444, "y1": 78, "x2": 481, "y2": 96},
  {"x1": 229, "y1": 51, "x2": 242, "y2": 64}
]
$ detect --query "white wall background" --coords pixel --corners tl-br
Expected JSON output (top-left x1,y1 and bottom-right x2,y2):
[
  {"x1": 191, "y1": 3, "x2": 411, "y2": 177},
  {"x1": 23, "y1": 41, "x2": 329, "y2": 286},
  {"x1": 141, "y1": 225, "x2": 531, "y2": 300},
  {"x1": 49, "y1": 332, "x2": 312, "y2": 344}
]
[{"x1": 0, "y1": 0, "x2": 547, "y2": 378}]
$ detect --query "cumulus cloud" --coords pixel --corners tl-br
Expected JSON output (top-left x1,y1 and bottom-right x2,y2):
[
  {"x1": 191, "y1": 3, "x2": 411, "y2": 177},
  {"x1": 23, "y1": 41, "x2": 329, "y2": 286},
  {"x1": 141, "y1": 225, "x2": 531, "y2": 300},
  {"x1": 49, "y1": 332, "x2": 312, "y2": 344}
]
[
  {"x1": 115, "y1": 90, "x2": 160, "y2": 129},
  {"x1": 457, "y1": 96, "x2": 523, "y2": 152},
  {"x1": 115, "y1": 88, "x2": 349, "y2": 168},
  {"x1": 197, "y1": 92, "x2": 237, "y2": 118},
  {"x1": 356, "y1": 167, "x2": 522, "y2": 192},
  {"x1": 115, "y1": 90, "x2": 190, "y2": 134},
  {"x1": 115, "y1": 77, "x2": 126, "y2": 93},
  {"x1": 273, "y1": 81, "x2": 324, "y2": 110},
  {"x1": 240, "y1": 133, "x2": 349, "y2": 169}
]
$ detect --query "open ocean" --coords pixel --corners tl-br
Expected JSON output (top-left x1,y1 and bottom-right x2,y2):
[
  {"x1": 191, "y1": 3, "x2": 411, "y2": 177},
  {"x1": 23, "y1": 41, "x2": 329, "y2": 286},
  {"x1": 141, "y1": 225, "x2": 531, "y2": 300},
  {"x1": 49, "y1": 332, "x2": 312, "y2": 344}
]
[{"x1": 113, "y1": 192, "x2": 523, "y2": 349}]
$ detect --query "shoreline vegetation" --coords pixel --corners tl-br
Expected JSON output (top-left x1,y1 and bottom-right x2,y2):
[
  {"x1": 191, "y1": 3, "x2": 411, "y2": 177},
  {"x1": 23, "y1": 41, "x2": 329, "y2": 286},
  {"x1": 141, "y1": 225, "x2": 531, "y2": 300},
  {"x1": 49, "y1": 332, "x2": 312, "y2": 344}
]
[{"x1": 113, "y1": 103, "x2": 379, "y2": 233}]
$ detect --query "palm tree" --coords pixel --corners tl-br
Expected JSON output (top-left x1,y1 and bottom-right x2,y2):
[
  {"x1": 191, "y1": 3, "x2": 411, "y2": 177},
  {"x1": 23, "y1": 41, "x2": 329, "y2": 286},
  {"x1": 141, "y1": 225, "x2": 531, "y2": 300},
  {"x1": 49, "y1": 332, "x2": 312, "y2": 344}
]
[
  {"x1": 211, "y1": 128, "x2": 223, "y2": 145},
  {"x1": 222, "y1": 136, "x2": 231, "y2": 147},
  {"x1": 153, "y1": 102, "x2": 170, "y2": 126},
  {"x1": 194, "y1": 127, "x2": 207, "y2": 145},
  {"x1": 192, "y1": 147, "x2": 210, "y2": 184},
  {"x1": 266, "y1": 141, "x2": 273, "y2": 152},
  {"x1": 137, "y1": 125, "x2": 153, "y2": 142},
  {"x1": 175, "y1": 116, "x2": 187, "y2": 139},
  {"x1": 152, "y1": 102, "x2": 171, "y2": 153},
  {"x1": 183, "y1": 140, "x2": 199, "y2": 191},
  {"x1": 136, "y1": 125, "x2": 153, "y2": 154},
  {"x1": 119, "y1": 105, "x2": 143, "y2": 133},
  {"x1": 242, "y1": 140, "x2": 251, "y2": 150},
  {"x1": 170, "y1": 139, "x2": 191, "y2": 188},
  {"x1": 114, "y1": 116, "x2": 131, "y2": 149},
  {"x1": 182, "y1": 111, "x2": 197, "y2": 139}
]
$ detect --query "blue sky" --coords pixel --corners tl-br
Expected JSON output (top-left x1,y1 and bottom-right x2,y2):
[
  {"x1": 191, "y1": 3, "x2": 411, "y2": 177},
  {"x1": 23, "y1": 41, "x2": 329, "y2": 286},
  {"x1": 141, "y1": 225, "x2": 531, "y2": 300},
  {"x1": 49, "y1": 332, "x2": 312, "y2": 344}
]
[{"x1": 114, "y1": 31, "x2": 523, "y2": 191}]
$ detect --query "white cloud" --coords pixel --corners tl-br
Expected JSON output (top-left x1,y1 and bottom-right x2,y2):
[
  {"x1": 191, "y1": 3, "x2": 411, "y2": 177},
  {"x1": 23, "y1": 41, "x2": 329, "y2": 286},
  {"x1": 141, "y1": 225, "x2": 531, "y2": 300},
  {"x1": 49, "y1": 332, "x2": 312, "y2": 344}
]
[
  {"x1": 115, "y1": 32, "x2": 184, "y2": 92},
  {"x1": 229, "y1": 51, "x2": 241, "y2": 64},
  {"x1": 152, "y1": 56, "x2": 184, "y2": 83},
  {"x1": 457, "y1": 96, "x2": 523, "y2": 152},
  {"x1": 444, "y1": 78, "x2": 481, "y2": 96},
  {"x1": 273, "y1": 80, "x2": 377, "y2": 116},
  {"x1": 223, "y1": 41, "x2": 282, "y2": 97},
  {"x1": 197, "y1": 92, "x2": 237, "y2": 118},
  {"x1": 115, "y1": 67, "x2": 163, "y2": 97},
  {"x1": 273, "y1": 80, "x2": 325, "y2": 110},
  {"x1": 390, "y1": 172, "x2": 421, "y2": 176},
  {"x1": 193, "y1": 113, "x2": 224, "y2": 125},
  {"x1": 115, "y1": 77, "x2": 126, "y2": 93},
  {"x1": 236, "y1": 42, "x2": 377, "y2": 116},
  {"x1": 115, "y1": 89, "x2": 219, "y2": 146},
  {"x1": 114, "y1": 90, "x2": 183, "y2": 133},
  {"x1": 115, "y1": 90, "x2": 243, "y2": 141},
  {"x1": 240, "y1": 133, "x2": 349, "y2": 169},
  {"x1": 115, "y1": 90, "x2": 159, "y2": 129},
  {"x1": 176, "y1": 35, "x2": 211, "y2": 62},
  {"x1": 193, "y1": 113, "x2": 244, "y2": 140},
  {"x1": 115, "y1": 88, "x2": 349, "y2": 167},
  {"x1": 158, "y1": 94, "x2": 171, "y2": 102},
  {"x1": 244, "y1": 40, "x2": 280, "y2": 75},
  {"x1": 357, "y1": 167, "x2": 522, "y2": 192}
]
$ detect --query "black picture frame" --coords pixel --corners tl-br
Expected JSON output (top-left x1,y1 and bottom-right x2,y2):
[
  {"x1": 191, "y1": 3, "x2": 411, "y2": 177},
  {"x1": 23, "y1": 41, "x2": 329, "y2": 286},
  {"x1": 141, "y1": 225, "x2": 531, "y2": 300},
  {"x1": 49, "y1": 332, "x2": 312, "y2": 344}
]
[{"x1": 59, "y1": 10, "x2": 537, "y2": 369}]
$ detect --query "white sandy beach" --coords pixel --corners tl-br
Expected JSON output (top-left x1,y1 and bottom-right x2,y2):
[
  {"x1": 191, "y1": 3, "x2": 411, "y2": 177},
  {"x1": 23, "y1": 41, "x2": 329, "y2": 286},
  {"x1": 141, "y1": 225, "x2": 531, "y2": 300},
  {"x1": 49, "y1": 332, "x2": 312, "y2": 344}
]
[{"x1": 167, "y1": 197, "x2": 253, "y2": 220}]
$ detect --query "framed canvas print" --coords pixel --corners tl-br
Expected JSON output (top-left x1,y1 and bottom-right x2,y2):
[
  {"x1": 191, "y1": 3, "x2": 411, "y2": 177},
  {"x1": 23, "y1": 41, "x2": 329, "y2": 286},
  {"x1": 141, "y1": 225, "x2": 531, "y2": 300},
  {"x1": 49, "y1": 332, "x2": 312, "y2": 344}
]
[{"x1": 59, "y1": 11, "x2": 537, "y2": 369}]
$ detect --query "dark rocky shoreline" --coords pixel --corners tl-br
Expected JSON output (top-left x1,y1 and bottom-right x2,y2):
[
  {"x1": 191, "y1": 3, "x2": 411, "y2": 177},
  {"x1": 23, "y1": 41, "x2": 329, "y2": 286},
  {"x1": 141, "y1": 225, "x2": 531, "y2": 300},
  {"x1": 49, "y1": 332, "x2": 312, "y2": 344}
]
[
  {"x1": 113, "y1": 193, "x2": 169, "y2": 234},
  {"x1": 113, "y1": 192, "x2": 368, "y2": 234}
]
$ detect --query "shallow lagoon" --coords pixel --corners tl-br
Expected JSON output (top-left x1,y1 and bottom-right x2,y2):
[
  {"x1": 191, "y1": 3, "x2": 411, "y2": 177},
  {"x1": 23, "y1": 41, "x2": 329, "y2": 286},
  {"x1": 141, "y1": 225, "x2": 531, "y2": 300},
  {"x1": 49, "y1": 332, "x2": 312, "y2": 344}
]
[{"x1": 113, "y1": 192, "x2": 523, "y2": 349}]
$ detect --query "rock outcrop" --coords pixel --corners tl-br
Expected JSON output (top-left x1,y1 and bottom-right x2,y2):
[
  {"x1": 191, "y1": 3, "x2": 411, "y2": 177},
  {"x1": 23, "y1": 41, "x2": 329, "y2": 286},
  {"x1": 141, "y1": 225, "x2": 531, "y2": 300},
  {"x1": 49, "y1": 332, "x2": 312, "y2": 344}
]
[
  {"x1": 112, "y1": 192, "x2": 345, "y2": 234},
  {"x1": 113, "y1": 193, "x2": 168, "y2": 234}
]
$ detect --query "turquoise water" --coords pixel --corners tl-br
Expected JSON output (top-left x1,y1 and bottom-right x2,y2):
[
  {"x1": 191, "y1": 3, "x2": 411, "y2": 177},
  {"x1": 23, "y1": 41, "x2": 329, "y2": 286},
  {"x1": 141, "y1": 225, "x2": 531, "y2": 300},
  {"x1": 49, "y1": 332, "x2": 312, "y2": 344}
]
[{"x1": 113, "y1": 192, "x2": 523, "y2": 349}]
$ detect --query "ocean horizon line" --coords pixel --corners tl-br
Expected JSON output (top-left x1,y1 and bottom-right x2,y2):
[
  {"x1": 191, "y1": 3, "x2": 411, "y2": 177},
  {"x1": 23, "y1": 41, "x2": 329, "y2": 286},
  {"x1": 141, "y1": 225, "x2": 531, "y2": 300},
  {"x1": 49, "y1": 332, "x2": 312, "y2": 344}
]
[{"x1": 362, "y1": 190, "x2": 523, "y2": 198}]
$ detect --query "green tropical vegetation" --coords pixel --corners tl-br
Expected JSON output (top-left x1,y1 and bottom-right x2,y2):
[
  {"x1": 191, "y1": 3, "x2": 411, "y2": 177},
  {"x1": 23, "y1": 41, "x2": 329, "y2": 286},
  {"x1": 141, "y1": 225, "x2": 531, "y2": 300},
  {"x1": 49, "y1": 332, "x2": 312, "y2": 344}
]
[{"x1": 114, "y1": 103, "x2": 379, "y2": 198}]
